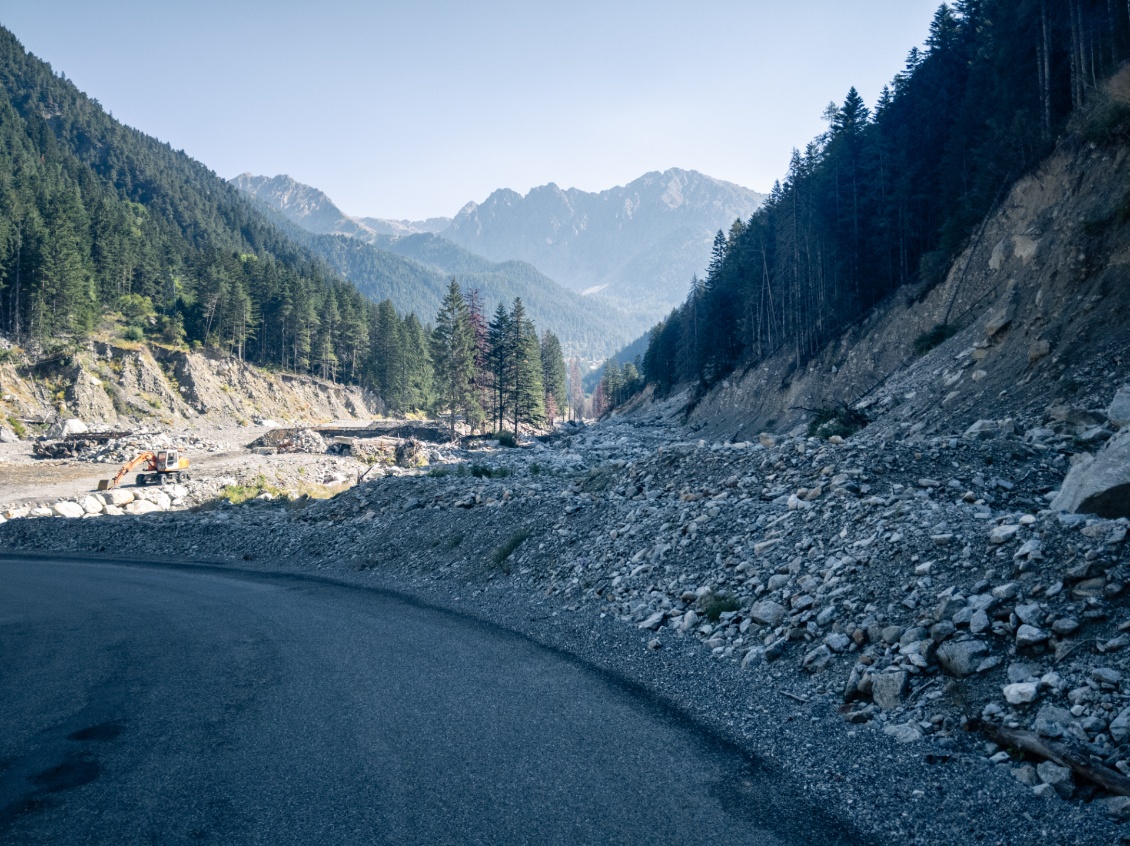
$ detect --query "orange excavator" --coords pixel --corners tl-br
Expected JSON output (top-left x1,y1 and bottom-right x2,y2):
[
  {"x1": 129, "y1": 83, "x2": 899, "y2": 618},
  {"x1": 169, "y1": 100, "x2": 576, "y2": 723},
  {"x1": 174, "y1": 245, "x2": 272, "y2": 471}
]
[{"x1": 98, "y1": 449, "x2": 191, "y2": 490}]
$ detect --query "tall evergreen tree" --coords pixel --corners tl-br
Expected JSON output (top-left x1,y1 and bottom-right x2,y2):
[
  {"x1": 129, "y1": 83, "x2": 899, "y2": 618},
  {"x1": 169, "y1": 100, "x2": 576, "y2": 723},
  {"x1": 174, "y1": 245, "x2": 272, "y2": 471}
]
[
  {"x1": 487, "y1": 302, "x2": 513, "y2": 432},
  {"x1": 430, "y1": 279, "x2": 476, "y2": 439},
  {"x1": 540, "y1": 330, "x2": 567, "y2": 426},
  {"x1": 509, "y1": 298, "x2": 544, "y2": 433}
]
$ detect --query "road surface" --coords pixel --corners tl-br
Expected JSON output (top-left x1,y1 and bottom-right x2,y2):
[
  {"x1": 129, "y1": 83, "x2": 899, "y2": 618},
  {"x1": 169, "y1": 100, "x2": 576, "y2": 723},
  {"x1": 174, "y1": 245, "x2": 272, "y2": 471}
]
[{"x1": 0, "y1": 556, "x2": 858, "y2": 845}]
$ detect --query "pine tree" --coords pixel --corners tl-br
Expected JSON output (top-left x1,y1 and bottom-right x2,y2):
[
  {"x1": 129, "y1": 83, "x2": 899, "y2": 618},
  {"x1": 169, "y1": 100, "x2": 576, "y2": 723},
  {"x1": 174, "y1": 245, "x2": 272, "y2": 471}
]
[
  {"x1": 509, "y1": 298, "x2": 544, "y2": 433},
  {"x1": 540, "y1": 330, "x2": 567, "y2": 426},
  {"x1": 402, "y1": 313, "x2": 434, "y2": 412},
  {"x1": 465, "y1": 288, "x2": 490, "y2": 433},
  {"x1": 487, "y1": 302, "x2": 513, "y2": 432},
  {"x1": 430, "y1": 279, "x2": 476, "y2": 439},
  {"x1": 567, "y1": 357, "x2": 584, "y2": 422}
]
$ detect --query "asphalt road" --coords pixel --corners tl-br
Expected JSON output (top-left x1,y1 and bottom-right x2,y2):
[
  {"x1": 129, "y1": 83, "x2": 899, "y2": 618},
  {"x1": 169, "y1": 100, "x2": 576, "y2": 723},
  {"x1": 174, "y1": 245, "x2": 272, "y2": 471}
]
[{"x1": 0, "y1": 556, "x2": 858, "y2": 845}]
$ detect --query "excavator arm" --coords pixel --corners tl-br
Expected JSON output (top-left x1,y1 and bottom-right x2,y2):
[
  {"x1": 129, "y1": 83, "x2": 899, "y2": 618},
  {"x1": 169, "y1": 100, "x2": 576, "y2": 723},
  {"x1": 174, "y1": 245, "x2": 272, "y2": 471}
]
[{"x1": 98, "y1": 452, "x2": 156, "y2": 491}]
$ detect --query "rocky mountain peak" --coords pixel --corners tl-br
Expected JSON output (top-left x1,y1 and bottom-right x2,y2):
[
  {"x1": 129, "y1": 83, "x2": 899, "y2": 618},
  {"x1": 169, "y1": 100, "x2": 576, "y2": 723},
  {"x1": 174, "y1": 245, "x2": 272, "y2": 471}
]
[{"x1": 442, "y1": 170, "x2": 764, "y2": 319}]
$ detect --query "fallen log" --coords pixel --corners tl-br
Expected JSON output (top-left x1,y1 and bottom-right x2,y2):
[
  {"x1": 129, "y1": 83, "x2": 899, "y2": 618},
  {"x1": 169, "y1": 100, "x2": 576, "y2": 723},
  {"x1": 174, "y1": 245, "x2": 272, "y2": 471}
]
[{"x1": 973, "y1": 719, "x2": 1130, "y2": 797}]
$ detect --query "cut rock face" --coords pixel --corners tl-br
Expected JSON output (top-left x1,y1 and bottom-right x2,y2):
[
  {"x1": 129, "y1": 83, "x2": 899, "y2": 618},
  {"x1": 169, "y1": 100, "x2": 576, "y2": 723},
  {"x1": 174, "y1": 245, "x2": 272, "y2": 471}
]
[{"x1": 1051, "y1": 429, "x2": 1130, "y2": 518}]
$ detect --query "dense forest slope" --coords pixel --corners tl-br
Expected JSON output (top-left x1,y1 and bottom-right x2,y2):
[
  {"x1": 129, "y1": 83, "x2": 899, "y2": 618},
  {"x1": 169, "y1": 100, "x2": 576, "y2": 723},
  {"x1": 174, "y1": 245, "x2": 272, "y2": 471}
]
[{"x1": 0, "y1": 27, "x2": 387, "y2": 383}]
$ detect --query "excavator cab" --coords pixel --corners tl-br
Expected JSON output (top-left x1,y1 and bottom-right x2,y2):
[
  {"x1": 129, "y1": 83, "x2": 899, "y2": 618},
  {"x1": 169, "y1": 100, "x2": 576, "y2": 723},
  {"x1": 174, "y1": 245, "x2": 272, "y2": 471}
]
[{"x1": 156, "y1": 450, "x2": 177, "y2": 472}]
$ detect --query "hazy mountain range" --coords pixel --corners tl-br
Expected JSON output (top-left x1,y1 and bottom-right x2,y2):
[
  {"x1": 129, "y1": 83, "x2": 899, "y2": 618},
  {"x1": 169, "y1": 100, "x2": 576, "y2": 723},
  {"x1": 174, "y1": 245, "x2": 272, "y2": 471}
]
[
  {"x1": 232, "y1": 169, "x2": 763, "y2": 327},
  {"x1": 444, "y1": 170, "x2": 764, "y2": 315}
]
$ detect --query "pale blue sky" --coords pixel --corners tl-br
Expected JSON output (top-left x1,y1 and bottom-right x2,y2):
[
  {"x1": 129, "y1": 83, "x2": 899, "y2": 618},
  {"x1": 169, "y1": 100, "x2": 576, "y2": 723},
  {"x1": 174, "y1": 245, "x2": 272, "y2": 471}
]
[{"x1": 1, "y1": 1, "x2": 943, "y2": 220}]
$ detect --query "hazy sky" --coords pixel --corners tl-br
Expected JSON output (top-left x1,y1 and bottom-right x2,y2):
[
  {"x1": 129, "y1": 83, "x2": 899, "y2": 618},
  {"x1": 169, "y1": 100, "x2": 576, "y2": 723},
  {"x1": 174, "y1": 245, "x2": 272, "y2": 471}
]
[{"x1": 2, "y1": 1, "x2": 942, "y2": 220}]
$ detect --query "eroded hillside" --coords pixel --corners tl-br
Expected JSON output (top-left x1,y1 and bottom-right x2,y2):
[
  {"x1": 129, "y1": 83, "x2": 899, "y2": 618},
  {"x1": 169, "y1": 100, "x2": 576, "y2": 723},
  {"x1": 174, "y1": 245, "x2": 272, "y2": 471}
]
[
  {"x1": 688, "y1": 124, "x2": 1130, "y2": 443},
  {"x1": 1, "y1": 342, "x2": 375, "y2": 431}
]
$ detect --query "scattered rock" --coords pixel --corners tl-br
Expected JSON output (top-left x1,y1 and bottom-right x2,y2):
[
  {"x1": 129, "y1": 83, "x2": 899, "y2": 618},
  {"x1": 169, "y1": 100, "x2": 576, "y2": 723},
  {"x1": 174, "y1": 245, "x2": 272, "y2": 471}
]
[
  {"x1": 1035, "y1": 761, "x2": 1074, "y2": 799},
  {"x1": 1003, "y1": 682, "x2": 1039, "y2": 705},
  {"x1": 936, "y1": 639, "x2": 989, "y2": 677},
  {"x1": 749, "y1": 600, "x2": 787, "y2": 627},
  {"x1": 1108, "y1": 385, "x2": 1130, "y2": 429},
  {"x1": 872, "y1": 671, "x2": 908, "y2": 710}
]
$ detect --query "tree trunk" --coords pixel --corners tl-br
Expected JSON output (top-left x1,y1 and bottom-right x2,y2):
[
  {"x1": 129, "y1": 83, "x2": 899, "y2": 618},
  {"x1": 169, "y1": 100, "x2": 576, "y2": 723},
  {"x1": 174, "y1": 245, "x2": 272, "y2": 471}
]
[{"x1": 1040, "y1": 0, "x2": 1051, "y2": 138}]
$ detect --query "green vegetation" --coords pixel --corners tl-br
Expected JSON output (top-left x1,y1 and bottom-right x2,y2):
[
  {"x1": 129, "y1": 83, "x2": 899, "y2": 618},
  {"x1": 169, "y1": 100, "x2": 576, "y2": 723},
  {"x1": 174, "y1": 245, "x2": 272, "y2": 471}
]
[
  {"x1": 913, "y1": 323, "x2": 958, "y2": 355},
  {"x1": 592, "y1": 356, "x2": 644, "y2": 417},
  {"x1": 490, "y1": 530, "x2": 529, "y2": 569},
  {"x1": 6, "y1": 415, "x2": 25, "y2": 438},
  {"x1": 219, "y1": 475, "x2": 284, "y2": 505},
  {"x1": 494, "y1": 429, "x2": 518, "y2": 448},
  {"x1": 806, "y1": 405, "x2": 869, "y2": 440},
  {"x1": 218, "y1": 473, "x2": 345, "y2": 504},
  {"x1": 700, "y1": 591, "x2": 740, "y2": 622},
  {"x1": 642, "y1": 2, "x2": 1130, "y2": 394}
]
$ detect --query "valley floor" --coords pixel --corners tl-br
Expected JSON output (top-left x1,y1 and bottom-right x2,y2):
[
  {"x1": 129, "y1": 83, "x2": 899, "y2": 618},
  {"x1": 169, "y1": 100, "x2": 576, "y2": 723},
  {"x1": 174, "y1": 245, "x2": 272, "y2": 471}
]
[{"x1": 2, "y1": 395, "x2": 1128, "y2": 844}]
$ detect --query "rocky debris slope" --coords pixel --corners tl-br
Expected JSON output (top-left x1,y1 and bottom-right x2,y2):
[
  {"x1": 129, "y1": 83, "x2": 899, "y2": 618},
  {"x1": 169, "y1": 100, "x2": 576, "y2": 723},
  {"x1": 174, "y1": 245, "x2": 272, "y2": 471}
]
[{"x1": 3, "y1": 387, "x2": 1130, "y2": 840}]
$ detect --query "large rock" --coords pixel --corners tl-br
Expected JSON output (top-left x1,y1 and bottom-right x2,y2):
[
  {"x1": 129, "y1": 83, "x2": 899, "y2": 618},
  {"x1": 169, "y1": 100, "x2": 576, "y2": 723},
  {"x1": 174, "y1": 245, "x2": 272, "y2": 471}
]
[
  {"x1": 1050, "y1": 428, "x2": 1130, "y2": 518},
  {"x1": 964, "y1": 419, "x2": 1000, "y2": 440},
  {"x1": 802, "y1": 645, "x2": 834, "y2": 673},
  {"x1": 0, "y1": 426, "x2": 18, "y2": 443},
  {"x1": 52, "y1": 501, "x2": 86, "y2": 518},
  {"x1": 1109, "y1": 385, "x2": 1130, "y2": 429},
  {"x1": 872, "y1": 671, "x2": 908, "y2": 710},
  {"x1": 45, "y1": 417, "x2": 89, "y2": 438},
  {"x1": 1110, "y1": 706, "x2": 1130, "y2": 744},
  {"x1": 1003, "y1": 682, "x2": 1039, "y2": 704},
  {"x1": 98, "y1": 489, "x2": 135, "y2": 507},
  {"x1": 1036, "y1": 761, "x2": 1074, "y2": 799},
  {"x1": 124, "y1": 499, "x2": 162, "y2": 516},
  {"x1": 936, "y1": 639, "x2": 989, "y2": 677},
  {"x1": 749, "y1": 600, "x2": 787, "y2": 627},
  {"x1": 137, "y1": 489, "x2": 172, "y2": 510},
  {"x1": 78, "y1": 495, "x2": 103, "y2": 515}
]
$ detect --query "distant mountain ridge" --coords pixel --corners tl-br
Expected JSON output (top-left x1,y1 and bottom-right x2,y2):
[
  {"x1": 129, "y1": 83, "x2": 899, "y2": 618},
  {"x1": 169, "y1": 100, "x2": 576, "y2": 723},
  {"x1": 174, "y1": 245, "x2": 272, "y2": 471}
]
[
  {"x1": 443, "y1": 169, "x2": 765, "y2": 318},
  {"x1": 234, "y1": 169, "x2": 763, "y2": 325},
  {"x1": 235, "y1": 179, "x2": 648, "y2": 359},
  {"x1": 231, "y1": 173, "x2": 449, "y2": 241}
]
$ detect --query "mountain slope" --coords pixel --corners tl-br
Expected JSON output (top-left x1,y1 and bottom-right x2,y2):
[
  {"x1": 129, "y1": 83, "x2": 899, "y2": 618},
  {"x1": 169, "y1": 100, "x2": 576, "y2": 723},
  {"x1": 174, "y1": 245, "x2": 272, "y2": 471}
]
[
  {"x1": 0, "y1": 27, "x2": 412, "y2": 395},
  {"x1": 235, "y1": 176, "x2": 648, "y2": 358},
  {"x1": 308, "y1": 231, "x2": 645, "y2": 359},
  {"x1": 442, "y1": 169, "x2": 764, "y2": 315},
  {"x1": 232, "y1": 173, "x2": 449, "y2": 240}
]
